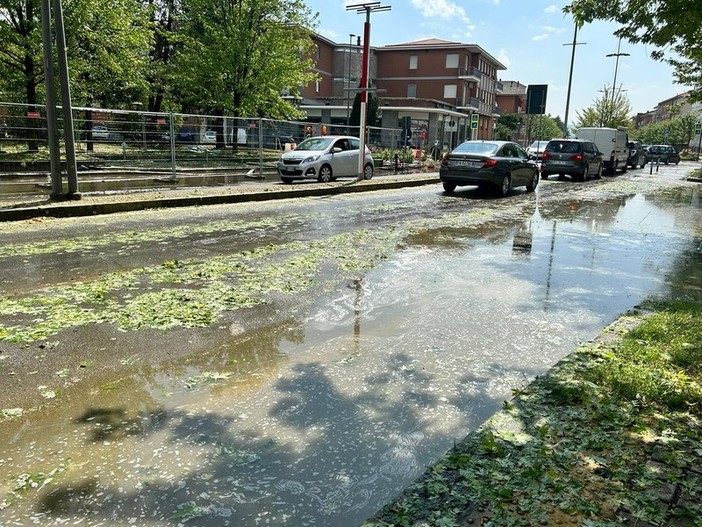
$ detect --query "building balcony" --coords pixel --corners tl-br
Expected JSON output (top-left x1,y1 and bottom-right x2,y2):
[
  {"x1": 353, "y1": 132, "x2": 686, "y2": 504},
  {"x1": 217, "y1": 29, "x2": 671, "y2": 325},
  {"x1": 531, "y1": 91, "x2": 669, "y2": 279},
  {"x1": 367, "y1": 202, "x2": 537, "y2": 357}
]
[
  {"x1": 456, "y1": 97, "x2": 480, "y2": 111},
  {"x1": 492, "y1": 106, "x2": 502, "y2": 117},
  {"x1": 457, "y1": 66, "x2": 481, "y2": 82},
  {"x1": 495, "y1": 80, "x2": 504, "y2": 94}
]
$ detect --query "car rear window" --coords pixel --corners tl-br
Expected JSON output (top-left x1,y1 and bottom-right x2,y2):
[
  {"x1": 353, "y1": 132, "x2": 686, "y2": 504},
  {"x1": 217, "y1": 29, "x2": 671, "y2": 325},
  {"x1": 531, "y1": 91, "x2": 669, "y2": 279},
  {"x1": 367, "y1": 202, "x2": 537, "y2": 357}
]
[
  {"x1": 546, "y1": 141, "x2": 581, "y2": 154},
  {"x1": 453, "y1": 142, "x2": 499, "y2": 155}
]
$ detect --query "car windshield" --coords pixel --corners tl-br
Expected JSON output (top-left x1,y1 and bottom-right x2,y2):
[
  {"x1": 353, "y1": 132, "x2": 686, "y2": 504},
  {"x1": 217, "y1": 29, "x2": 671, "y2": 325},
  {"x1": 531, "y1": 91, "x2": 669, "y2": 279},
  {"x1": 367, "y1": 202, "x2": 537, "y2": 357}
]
[
  {"x1": 453, "y1": 142, "x2": 499, "y2": 156},
  {"x1": 529, "y1": 141, "x2": 548, "y2": 150},
  {"x1": 294, "y1": 137, "x2": 335, "y2": 151},
  {"x1": 546, "y1": 141, "x2": 580, "y2": 153}
]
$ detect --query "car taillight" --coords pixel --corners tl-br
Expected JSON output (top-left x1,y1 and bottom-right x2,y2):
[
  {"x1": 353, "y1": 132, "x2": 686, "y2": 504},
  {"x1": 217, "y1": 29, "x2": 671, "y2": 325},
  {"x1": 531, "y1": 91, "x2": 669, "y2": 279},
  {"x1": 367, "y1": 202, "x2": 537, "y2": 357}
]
[
  {"x1": 571, "y1": 154, "x2": 583, "y2": 161},
  {"x1": 482, "y1": 158, "x2": 497, "y2": 168},
  {"x1": 542, "y1": 152, "x2": 551, "y2": 160}
]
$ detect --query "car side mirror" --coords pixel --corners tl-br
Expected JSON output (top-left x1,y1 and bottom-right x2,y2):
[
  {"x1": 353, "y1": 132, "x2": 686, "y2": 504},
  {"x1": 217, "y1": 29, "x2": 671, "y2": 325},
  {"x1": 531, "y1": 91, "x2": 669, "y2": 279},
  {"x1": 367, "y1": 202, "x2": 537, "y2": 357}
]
[{"x1": 331, "y1": 147, "x2": 342, "y2": 153}]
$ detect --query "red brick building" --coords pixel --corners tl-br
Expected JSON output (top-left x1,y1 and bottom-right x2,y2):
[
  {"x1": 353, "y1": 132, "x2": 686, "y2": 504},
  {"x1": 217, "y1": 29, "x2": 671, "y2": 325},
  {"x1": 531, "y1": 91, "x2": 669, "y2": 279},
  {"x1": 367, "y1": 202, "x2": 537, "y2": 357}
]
[{"x1": 300, "y1": 34, "x2": 505, "y2": 149}]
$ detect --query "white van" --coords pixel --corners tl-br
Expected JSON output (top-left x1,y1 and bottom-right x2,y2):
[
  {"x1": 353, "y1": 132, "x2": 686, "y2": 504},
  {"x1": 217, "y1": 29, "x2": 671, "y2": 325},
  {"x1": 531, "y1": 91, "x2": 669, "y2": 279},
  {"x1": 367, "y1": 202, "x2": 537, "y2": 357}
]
[{"x1": 576, "y1": 127, "x2": 629, "y2": 175}]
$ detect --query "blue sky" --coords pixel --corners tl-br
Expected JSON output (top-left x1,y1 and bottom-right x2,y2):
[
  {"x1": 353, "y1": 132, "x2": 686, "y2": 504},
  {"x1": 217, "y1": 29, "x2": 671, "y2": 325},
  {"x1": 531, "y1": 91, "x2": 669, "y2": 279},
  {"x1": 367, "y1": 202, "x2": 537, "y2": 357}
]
[{"x1": 304, "y1": 0, "x2": 688, "y2": 127}]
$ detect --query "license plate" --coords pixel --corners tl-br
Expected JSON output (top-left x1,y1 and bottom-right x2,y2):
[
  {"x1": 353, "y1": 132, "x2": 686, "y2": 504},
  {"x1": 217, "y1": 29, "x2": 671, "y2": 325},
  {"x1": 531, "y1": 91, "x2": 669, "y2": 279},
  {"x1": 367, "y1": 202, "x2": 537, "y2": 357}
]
[
  {"x1": 550, "y1": 160, "x2": 569, "y2": 165},
  {"x1": 452, "y1": 160, "x2": 481, "y2": 168}
]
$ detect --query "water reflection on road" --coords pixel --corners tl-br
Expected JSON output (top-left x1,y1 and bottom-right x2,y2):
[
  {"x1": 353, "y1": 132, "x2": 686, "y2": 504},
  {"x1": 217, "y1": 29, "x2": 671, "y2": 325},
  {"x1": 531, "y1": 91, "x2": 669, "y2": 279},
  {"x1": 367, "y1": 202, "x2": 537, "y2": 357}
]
[{"x1": 2, "y1": 177, "x2": 702, "y2": 526}]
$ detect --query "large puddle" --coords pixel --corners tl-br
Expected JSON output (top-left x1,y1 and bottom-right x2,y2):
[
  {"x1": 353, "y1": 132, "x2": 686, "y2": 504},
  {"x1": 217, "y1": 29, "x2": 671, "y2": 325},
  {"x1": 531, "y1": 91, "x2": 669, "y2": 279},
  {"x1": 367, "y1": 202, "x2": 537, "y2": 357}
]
[{"x1": 1, "y1": 176, "x2": 702, "y2": 525}]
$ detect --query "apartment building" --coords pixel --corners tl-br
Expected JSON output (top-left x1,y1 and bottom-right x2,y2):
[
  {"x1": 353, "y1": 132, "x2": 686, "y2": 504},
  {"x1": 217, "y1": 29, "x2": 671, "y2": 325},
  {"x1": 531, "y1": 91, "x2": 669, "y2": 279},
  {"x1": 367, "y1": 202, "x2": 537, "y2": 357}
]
[{"x1": 300, "y1": 34, "x2": 506, "y2": 148}]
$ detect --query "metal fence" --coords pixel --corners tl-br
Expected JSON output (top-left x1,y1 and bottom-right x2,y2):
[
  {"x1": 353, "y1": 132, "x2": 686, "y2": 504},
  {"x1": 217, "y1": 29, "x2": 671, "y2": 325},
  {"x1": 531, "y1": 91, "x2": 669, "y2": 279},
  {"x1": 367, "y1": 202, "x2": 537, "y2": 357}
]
[{"x1": 0, "y1": 102, "x2": 404, "y2": 183}]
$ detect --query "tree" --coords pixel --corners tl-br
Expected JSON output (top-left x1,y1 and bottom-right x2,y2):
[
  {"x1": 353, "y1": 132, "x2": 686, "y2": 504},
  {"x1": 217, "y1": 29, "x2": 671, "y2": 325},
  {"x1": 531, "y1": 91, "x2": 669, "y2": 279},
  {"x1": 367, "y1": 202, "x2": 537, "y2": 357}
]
[
  {"x1": 564, "y1": 0, "x2": 702, "y2": 101},
  {"x1": 632, "y1": 111, "x2": 699, "y2": 147},
  {"x1": 65, "y1": 0, "x2": 151, "y2": 108},
  {"x1": 175, "y1": 0, "x2": 318, "y2": 126},
  {"x1": 350, "y1": 84, "x2": 380, "y2": 129},
  {"x1": 526, "y1": 114, "x2": 563, "y2": 142},
  {"x1": 494, "y1": 113, "x2": 523, "y2": 141},
  {"x1": 575, "y1": 85, "x2": 632, "y2": 129}
]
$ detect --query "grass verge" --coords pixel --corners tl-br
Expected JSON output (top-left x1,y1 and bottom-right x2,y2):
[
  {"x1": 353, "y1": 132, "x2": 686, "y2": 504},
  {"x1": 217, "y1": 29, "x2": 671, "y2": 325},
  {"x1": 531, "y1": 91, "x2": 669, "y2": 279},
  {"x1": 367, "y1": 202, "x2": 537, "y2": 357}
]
[{"x1": 363, "y1": 301, "x2": 702, "y2": 527}]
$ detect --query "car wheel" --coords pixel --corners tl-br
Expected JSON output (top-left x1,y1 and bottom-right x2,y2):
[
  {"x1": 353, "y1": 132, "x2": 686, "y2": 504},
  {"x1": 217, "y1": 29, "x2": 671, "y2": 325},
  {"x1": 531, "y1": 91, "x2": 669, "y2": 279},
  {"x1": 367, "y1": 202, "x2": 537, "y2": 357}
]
[
  {"x1": 497, "y1": 175, "x2": 511, "y2": 197},
  {"x1": 442, "y1": 182, "x2": 456, "y2": 193},
  {"x1": 608, "y1": 162, "x2": 616, "y2": 176},
  {"x1": 577, "y1": 166, "x2": 588, "y2": 182},
  {"x1": 281, "y1": 177, "x2": 294, "y2": 184},
  {"x1": 526, "y1": 171, "x2": 538, "y2": 192},
  {"x1": 540, "y1": 173, "x2": 548, "y2": 180},
  {"x1": 363, "y1": 163, "x2": 373, "y2": 180},
  {"x1": 621, "y1": 162, "x2": 627, "y2": 173},
  {"x1": 318, "y1": 165, "x2": 333, "y2": 183},
  {"x1": 595, "y1": 163, "x2": 602, "y2": 179}
]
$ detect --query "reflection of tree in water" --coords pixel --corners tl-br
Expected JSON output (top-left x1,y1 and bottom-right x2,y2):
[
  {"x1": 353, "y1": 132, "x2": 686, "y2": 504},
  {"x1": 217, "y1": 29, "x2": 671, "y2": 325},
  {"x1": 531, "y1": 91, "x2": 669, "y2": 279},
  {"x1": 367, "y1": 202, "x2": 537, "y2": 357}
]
[{"x1": 537, "y1": 194, "x2": 633, "y2": 233}]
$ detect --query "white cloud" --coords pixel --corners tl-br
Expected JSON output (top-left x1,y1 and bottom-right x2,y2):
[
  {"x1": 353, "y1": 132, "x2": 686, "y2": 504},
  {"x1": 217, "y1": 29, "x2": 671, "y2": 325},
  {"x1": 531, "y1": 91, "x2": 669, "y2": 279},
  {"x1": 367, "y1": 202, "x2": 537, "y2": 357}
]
[
  {"x1": 544, "y1": 4, "x2": 559, "y2": 13},
  {"x1": 532, "y1": 34, "x2": 550, "y2": 42},
  {"x1": 496, "y1": 49, "x2": 511, "y2": 69},
  {"x1": 409, "y1": 0, "x2": 470, "y2": 22}
]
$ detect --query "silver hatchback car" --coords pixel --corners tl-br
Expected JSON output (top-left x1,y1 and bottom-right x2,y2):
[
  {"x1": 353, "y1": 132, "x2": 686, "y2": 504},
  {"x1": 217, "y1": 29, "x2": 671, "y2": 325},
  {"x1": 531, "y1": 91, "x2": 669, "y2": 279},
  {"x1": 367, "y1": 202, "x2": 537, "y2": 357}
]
[{"x1": 277, "y1": 135, "x2": 374, "y2": 183}]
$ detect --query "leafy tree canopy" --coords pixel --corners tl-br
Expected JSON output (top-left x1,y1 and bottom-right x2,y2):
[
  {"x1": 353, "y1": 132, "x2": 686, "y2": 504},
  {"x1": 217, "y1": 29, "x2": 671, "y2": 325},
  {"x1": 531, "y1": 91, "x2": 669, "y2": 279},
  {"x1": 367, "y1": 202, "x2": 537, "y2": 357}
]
[
  {"x1": 175, "y1": 0, "x2": 318, "y2": 119},
  {"x1": 575, "y1": 85, "x2": 632, "y2": 129},
  {"x1": 564, "y1": 0, "x2": 702, "y2": 101},
  {"x1": 632, "y1": 111, "x2": 700, "y2": 147}
]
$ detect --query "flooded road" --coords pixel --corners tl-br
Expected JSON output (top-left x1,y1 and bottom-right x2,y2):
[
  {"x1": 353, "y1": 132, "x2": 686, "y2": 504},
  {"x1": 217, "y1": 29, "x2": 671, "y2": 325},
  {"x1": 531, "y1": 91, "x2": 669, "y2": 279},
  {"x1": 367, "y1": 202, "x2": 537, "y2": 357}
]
[{"x1": 1, "y1": 166, "x2": 702, "y2": 525}]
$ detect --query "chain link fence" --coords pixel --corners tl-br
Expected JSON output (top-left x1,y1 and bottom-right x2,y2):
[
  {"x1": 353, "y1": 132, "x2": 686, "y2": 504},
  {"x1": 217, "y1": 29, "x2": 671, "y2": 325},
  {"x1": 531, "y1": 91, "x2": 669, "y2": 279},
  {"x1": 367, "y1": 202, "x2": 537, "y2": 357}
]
[{"x1": 0, "y1": 102, "x2": 406, "y2": 187}]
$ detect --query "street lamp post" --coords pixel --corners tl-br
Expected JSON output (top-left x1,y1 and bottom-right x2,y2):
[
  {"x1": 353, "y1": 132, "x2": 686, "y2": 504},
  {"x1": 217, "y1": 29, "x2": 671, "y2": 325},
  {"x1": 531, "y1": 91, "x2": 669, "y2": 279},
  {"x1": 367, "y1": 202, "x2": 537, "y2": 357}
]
[
  {"x1": 346, "y1": 1, "x2": 391, "y2": 181},
  {"x1": 346, "y1": 33, "x2": 357, "y2": 129},
  {"x1": 563, "y1": 21, "x2": 586, "y2": 138},
  {"x1": 606, "y1": 38, "x2": 630, "y2": 124}
]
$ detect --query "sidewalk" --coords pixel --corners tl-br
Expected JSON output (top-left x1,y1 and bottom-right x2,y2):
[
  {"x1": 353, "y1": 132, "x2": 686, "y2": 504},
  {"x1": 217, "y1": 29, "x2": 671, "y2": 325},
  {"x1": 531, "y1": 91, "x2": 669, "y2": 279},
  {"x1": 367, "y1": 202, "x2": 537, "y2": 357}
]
[{"x1": 0, "y1": 172, "x2": 440, "y2": 222}]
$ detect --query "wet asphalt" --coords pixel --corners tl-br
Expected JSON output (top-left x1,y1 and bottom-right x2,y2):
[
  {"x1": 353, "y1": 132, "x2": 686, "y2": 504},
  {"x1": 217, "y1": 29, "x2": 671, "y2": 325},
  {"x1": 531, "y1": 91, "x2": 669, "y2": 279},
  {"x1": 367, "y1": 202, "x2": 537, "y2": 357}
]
[{"x1": 1, "y1": 163, "x2": 701, "y2": 525}]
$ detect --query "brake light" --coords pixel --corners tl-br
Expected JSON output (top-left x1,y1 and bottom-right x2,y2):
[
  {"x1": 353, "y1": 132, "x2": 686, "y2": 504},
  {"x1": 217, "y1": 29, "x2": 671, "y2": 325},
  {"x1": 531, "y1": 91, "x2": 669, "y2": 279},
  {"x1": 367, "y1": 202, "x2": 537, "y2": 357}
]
[
  {"x1": 571, "y1": 154, "x2": 583, "y2": 161},
  {"x1": 542, "y1": 152, "x2": 551, "y2": 160},
  {"x1": 482, "y1": 158, "x2": 497, "y2": 168}
]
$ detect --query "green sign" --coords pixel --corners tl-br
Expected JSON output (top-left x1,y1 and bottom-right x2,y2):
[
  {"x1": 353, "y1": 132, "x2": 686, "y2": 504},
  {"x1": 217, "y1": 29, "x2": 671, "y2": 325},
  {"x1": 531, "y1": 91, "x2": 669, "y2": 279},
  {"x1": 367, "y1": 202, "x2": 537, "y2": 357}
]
[
  {"x1": 471, "y1": 114, "x2": 479, "y2": 123},
  {"x1": 696, "y1": 122, "x2": 701, "y2": 135},
  {"x1": 471, "y1": 121, "x2": 478, "y2": 129}
]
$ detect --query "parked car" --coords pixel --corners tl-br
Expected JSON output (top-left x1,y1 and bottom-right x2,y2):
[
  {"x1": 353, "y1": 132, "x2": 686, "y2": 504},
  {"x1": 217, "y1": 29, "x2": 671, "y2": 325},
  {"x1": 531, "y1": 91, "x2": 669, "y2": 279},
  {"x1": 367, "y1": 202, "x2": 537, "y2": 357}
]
[
  {"x1": 627, "y1": 140, "x2": 647, "y2": 169},
  {"x1": 202, "y1": 130, "x2": 217, "y2": 144},
  {"x1": 526, "y1": 140, "x2": 550, "y2": 161},
  {"x1": 576, "y1": 127, "x2": 629, "y2": 174},
  {"x1": 176, "y1": 128, "x2": 195, "y2": 142},
  {"x1": 91, "y1": 125, "x2": 110, "y2": 140},
  {"x1": 645, "y1": 144, "x2": 680, "y2": 165},
  {"x1": 439, "y1": 140, "x2": 539, "y2": 196},
  {"x1": 277, "y1": 135, "x2": 373, "y2": 183},
  {"x1": 540, "y1": 139, "x2": 603, "y2": 182}
]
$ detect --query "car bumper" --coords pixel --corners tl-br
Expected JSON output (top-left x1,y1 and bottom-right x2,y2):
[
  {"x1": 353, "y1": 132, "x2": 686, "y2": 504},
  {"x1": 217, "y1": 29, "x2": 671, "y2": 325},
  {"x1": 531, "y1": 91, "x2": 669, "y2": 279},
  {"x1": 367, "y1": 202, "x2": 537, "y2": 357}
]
[
  {"x1": 540, "y1": 162, "x2": 584, "y2": 176},
  {"x1": 277, "y1": 162, "x2": 318, "y2": 179},
  {"x1": 439, "y1": 169, "x2": 503, "y2": 187}
]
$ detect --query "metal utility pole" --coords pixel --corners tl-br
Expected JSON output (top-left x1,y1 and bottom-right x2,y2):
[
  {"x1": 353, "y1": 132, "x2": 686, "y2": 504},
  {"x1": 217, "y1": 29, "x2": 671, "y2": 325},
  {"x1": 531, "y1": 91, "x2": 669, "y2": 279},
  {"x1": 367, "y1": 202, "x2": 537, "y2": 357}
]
[
  {"x1": 346, "y1": 2, "x2": 391, "y2": 181},
  {"x1": 563, "y1": 22, "x2": 586, "y2": 138},
  {"x1": 40, "y1": 0, "x2": 62, "y2": 197},
  {"x1": 41, "y1": 0, "x2": 80, "y2": 199}
]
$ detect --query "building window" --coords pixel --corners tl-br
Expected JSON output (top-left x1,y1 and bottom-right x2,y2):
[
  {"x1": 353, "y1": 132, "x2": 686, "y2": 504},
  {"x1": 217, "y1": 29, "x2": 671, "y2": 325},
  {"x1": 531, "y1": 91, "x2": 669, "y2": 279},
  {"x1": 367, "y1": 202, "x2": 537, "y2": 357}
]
[
  {"x1": 316, "y1": 45, "x2": 321, "y2": 60},
  {"x1": 446, "y1": 53, "x2": 459, "y2": 68},
  {"x1": 443, "y1": 85, "x2": 457, "y2": 98},
  {"x1": 407, "y1": 84, "x2": 417, "y2": 98},
  {"x1": 409, "y1": 55, "x2": 418, "y2": 69}
]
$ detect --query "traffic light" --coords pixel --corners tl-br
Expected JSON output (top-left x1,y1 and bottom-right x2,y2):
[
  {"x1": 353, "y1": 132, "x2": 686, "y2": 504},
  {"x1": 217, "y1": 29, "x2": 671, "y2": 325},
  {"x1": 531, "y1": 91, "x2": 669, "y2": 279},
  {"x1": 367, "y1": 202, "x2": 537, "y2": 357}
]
[{"x1": 400, "y1": 116, "x2": 412, "y2": 145}]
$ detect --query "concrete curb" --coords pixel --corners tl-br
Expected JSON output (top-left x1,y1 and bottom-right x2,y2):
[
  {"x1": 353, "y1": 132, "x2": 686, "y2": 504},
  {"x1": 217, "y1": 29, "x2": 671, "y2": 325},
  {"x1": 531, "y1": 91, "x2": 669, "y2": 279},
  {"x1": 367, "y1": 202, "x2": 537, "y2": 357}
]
[{"x1": 0, "y1": 175, "x2": 440, "y2": 222}]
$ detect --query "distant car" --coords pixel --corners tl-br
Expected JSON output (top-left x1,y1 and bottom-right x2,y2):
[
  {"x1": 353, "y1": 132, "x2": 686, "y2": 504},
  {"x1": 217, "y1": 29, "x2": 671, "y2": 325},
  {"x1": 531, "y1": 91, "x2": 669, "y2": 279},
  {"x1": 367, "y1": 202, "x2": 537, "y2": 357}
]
[
  {"x1": 202, "y1": 130, "x2": 217, "y2": 144},
  {"x1": 277, "y1": 135, "x2": 373, "y2": 183},
  {"x1": 540, "y1": 139, "x2": 603, "y2": 182},
  {"x1": 526, "y1": 140, "x2": 549, "y2": 160},
  {"x1": 91, "y1": 125, "x2": 109, "y2": 140},
  {"x1": 439, "y1": 140, "x2": 539, "y2": 196},
  {"x1": 645, "y1": 144, "x2": 680, "y2": 165},
  {"x1": 627, "y1": 141, "x2": 647, "y2": 169},
  {"x1": 176, "y1": 128, "x2": 195, "y2": 142}
]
